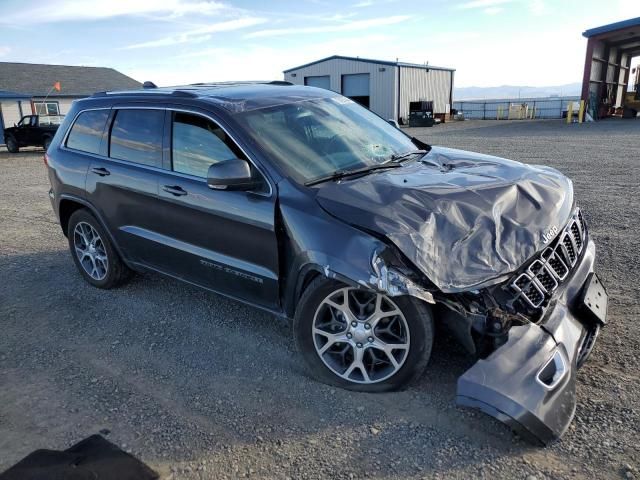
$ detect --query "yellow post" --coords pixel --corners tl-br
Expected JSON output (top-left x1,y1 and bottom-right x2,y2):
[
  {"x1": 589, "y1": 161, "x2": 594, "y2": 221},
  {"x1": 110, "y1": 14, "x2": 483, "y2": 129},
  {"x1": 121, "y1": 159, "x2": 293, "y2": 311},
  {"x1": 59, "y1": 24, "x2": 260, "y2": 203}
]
[
  {"x1": 497, "y1": 106, "x2": 501, "y2": 120},
  {"x1": 566, "y1": 101, "x2": 573, "y2": 124},
  {"x1": 578, "y1": 100, "x2": 585, "y2": 123}
]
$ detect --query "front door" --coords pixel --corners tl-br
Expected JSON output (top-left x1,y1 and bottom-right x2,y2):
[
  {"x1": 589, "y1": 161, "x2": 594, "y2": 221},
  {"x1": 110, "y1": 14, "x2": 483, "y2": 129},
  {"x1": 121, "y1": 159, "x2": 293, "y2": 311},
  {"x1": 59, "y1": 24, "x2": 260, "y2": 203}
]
[
  {"x1": 17, "y1": 115, "x2": 37, "y2": 146},
  {"x1": 152, "y1": 109, "x2": 280, "y2": 310}
]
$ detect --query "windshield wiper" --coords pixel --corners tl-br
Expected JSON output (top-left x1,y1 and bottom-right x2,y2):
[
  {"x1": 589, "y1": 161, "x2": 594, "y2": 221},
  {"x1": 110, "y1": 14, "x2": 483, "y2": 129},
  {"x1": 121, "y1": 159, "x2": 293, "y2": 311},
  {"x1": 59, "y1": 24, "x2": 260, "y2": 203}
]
[
  {"x1": 390, "y1": 149, "x2": 427, "y2": 163},
  {"x1": 305, "y1": 162, "x2": 402, "y2": 186}
]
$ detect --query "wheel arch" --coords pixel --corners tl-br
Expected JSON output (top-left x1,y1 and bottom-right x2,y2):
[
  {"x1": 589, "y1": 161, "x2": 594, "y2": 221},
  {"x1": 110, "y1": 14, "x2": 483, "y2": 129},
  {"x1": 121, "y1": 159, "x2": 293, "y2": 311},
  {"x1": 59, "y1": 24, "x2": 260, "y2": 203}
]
[{"x1": 57, "y1": 195, "x2": 128, "y2": 264}]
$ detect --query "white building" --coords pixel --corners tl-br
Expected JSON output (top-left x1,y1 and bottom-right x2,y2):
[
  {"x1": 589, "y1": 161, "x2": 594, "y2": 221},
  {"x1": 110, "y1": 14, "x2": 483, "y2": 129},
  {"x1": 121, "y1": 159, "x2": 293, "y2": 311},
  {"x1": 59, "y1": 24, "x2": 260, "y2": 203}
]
[
  {"x1": 283, "y1": 55, "x2": 455, "y2": 124},
  {"x1": 0, "y1": 62, "x2": 140, "y2": 145}
]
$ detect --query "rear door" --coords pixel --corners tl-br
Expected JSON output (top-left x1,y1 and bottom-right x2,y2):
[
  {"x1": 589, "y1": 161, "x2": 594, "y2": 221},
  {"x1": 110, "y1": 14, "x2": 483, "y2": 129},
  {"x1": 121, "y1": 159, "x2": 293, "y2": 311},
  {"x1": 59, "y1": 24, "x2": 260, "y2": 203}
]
[
  {"x1": 83, "y1": 107, "x2": 165, "y2": 266},
  {"x1": 151, "y1": 108, "x2": 280, "y2": 310}
]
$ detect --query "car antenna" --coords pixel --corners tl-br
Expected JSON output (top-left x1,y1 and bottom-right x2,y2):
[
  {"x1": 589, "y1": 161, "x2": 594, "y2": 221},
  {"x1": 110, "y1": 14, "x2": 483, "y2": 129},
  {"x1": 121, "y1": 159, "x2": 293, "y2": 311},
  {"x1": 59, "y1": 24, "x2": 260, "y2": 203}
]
[{"x1": 143, "y1": 81, "x2": 157, "y2": 89}]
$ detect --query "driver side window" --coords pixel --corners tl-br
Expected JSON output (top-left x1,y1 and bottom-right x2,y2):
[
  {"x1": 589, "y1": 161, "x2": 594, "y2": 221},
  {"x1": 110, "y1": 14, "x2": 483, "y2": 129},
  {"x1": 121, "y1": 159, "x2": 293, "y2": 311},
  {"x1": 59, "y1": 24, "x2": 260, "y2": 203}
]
[{"x1": 171, "y1": 112, "x2": 242, "y2": 178}]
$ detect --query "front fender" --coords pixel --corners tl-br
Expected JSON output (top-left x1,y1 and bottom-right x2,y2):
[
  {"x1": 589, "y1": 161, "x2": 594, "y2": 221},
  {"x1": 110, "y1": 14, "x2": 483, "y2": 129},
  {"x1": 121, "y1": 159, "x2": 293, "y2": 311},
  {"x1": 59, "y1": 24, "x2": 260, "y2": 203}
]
[
  {"x1": 277, "y1": 183, "x2": 385, "y2": 317},
  {"x1": 277, "y1": 181, "x2": 435, "y2": 318}
]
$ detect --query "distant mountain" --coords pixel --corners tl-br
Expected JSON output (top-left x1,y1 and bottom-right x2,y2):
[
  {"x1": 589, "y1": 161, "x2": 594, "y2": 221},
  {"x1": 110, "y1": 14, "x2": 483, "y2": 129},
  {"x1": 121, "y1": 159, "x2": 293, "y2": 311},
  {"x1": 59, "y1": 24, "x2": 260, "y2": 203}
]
[{"x1": 454, "y1": 83, "x2": 582, "y2": 100}]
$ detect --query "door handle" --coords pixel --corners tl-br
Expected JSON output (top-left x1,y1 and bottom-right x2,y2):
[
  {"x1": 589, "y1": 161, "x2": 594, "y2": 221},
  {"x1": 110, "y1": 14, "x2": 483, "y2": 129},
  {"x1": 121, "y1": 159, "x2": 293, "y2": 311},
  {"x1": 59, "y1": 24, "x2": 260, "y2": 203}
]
[
  {"x1": 90, "y1": 167, "x2": 110, "y2": 176},
  {"x1": 162, "y1": 185, "x2": 188, "y2": 196}
]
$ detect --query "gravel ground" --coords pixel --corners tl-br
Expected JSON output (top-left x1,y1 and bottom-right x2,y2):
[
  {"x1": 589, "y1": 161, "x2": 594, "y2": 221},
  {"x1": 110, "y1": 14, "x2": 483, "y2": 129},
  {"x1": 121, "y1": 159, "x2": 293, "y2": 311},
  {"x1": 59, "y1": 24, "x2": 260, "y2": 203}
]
[{"x1": 1, "y1": 119, "x2": 638, "y2": 479}]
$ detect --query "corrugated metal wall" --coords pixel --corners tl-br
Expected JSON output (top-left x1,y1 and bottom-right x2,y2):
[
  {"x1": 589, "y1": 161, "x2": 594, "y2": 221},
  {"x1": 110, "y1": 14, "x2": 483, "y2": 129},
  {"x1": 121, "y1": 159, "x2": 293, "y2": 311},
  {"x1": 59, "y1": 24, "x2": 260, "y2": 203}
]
[
  {"x1": 284, "y1": 58, "x2": 398, "y2": 120},
  {"x1": 399, "y1": 66, "x2": 452, "y2": 120}
]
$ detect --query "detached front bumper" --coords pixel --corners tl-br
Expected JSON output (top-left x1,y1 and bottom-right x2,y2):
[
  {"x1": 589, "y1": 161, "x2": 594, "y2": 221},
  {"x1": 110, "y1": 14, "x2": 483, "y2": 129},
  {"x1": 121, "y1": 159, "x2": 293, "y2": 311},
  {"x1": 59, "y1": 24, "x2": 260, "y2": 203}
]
[{"x1": 456, "y1": 239, "x2": 607, "y2": 445}]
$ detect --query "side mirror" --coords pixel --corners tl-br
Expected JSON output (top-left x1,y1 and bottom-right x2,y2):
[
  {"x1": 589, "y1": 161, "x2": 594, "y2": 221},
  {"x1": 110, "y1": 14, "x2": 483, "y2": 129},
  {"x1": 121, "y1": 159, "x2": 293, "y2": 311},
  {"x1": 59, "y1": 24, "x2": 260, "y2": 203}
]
[{"x1": 207, "y1": 158, "x2": 260, "y2": 191}]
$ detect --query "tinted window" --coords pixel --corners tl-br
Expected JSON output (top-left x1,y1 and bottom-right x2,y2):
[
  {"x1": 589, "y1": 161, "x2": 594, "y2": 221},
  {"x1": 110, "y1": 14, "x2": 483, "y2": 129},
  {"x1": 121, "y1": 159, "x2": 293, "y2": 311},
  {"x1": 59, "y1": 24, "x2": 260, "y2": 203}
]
[
  {"x1": 172, "y1": 112, "x2": 239, "y2": 178},
  {"x1": 66, "y1": 110, "x2": 109, "y2": 155},
  {"x1": 110, "y1": 109, "x2": 164, "y2": 167}
]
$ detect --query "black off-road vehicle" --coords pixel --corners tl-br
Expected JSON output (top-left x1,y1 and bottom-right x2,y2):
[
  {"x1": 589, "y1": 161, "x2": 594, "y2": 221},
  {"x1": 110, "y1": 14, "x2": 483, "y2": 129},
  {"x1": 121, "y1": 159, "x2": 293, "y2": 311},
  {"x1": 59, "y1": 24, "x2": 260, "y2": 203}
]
[{"x1": 4, "y1": 114, "x2": 62, "y2": 152}]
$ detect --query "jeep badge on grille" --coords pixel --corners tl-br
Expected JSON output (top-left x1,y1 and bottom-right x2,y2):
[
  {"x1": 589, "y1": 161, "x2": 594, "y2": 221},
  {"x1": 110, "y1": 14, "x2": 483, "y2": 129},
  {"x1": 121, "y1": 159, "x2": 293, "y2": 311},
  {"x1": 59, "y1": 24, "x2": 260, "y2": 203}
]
[{"x1": 542, "y1": 225, "x2": 559, "y2": 244}]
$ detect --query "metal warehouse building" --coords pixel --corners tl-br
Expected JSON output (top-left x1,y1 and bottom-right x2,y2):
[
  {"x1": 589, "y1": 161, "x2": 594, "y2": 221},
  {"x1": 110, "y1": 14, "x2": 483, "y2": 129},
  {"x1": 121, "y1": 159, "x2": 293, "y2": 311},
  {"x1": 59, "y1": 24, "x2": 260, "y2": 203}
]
[
  {"x1": 581, "y1": 17, "x2": 640, "y2": 119},
  {"x1": 283, "y1": 55, "x2": 455, "y2": 124}
]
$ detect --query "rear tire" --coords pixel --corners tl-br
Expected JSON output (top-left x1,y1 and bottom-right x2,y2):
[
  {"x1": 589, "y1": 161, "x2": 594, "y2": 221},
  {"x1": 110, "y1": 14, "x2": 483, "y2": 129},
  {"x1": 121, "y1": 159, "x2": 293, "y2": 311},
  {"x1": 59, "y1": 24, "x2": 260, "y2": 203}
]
[
  {"x1": 294, "y1": 277, "x2": 434, "y2": 392},
  {"x1": 6, "y1": 136, "x2": 18, "y2": 153},
  {"x1": 67, "y1": 209, "x2": 132, "y2": 289}
]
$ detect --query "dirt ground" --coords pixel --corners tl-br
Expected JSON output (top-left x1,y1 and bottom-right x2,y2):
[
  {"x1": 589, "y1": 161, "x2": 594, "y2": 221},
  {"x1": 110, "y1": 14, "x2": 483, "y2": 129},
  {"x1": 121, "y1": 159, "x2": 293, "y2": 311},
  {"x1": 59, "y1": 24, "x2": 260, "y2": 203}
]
[{"x1": 1, "y1": 119, "x2": 639, "y2": 479}]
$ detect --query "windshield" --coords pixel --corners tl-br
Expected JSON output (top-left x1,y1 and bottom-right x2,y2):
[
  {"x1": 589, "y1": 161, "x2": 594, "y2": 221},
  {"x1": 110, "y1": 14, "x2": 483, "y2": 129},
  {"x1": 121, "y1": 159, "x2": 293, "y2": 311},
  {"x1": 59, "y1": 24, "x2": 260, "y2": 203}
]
[{"x1": 236, "y1": 96, "x2": 418, "y2": 184}]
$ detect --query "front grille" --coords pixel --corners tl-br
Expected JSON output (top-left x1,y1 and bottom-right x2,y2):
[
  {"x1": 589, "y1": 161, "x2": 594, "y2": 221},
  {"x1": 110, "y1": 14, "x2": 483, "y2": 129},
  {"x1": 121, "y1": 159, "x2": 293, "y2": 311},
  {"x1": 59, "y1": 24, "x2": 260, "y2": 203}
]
[{"x1": 510, "y1": 209, "x2": 587, "y2": 309}]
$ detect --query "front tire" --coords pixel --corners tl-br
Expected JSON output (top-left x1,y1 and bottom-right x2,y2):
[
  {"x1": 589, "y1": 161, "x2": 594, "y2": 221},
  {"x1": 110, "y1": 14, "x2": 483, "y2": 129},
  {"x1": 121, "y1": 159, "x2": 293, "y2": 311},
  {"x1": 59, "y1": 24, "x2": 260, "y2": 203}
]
[
  {"x1": 43, "y1": 136, "x2": 52, "y2": 151},
  {"x1": 294, "y1": 278, "x2": 434, "y2": 392},
  {"x1": 6, "y1": 136, "x2": 18, "y2": 153},
  {"x1": 67, "y1": 209, "x2": 131, "y2": 289}
]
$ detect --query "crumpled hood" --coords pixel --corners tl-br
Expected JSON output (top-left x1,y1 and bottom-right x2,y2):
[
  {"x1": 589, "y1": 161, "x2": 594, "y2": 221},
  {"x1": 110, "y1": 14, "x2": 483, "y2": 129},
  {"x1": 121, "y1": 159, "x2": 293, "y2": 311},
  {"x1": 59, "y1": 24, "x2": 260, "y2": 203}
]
[{"x1": 316, "y1": 146, "x2": 574, "y2": 293}]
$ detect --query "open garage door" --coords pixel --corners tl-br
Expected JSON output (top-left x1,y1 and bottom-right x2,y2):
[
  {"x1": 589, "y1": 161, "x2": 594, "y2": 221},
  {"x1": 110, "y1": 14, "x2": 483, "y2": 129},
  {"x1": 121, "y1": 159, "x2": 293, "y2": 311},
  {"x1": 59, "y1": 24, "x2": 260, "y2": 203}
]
[
  {"x1": 582, "y1": 18, "x2": 640, "y2": 119},
  {"x1": 342, "y1": 73, "x2": 370, "y2": 108},
  {"x1": 304, "y1": 75, "x2": 331, "y2": 90}
]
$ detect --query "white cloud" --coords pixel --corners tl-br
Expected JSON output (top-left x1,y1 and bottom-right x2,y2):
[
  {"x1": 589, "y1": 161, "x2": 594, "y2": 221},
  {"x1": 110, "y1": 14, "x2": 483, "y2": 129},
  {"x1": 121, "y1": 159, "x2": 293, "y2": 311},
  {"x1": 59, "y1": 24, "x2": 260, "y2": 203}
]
[
  {"x1": 458, "y1": 0, "x2": 511, "y2": 9},
  {"x1": 353, "y1": 0, "x2": 374, "y2": 6},
  {"x1": 0, "y1": 0, "x2": 230, "y2": 24},
  {"x1": 0, "y1": 46, "x2": 10, "y2": 57},
  {"x1": 245, "y1": 15, "x2": 411, "y2": 38},
  {"x1": 123, "y1": 17, "x2": 267, "y2": 49},
  {"x1": 124, "y1": 33, "x2": 398, "y2": 86},
  {"x1": 528, "y1": 0, "x2": 547, "y2": 15},
  {"x1": 484, "y1": 7, "x2": 504, "y2": 14}
]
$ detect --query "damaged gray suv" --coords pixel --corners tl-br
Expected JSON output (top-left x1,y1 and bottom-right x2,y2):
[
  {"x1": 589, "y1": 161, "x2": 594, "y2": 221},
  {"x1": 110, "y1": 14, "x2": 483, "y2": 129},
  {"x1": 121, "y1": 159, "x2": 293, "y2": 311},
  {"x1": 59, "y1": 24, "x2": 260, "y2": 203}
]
[{"x1": 46, "y1": 82, "x2": 607, "y2": 445}]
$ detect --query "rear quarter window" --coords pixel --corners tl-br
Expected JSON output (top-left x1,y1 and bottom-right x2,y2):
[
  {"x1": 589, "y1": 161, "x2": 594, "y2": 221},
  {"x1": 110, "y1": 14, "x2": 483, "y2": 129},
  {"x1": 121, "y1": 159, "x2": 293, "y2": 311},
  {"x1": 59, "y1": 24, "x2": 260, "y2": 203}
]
[
  {"x1": 109, "y1": 109, "x2": 164, "y2": 167},
  {"x1": 66, "y1": 110, "x2": 110, "y2": 154}
]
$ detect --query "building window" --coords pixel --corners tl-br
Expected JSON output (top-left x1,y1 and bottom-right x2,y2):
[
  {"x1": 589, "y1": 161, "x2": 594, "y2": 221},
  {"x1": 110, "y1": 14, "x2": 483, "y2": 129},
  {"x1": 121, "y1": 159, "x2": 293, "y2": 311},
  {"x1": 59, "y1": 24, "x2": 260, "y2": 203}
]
[{"x1": 34, "y1": 101, "x2": 60, "y2": 116}]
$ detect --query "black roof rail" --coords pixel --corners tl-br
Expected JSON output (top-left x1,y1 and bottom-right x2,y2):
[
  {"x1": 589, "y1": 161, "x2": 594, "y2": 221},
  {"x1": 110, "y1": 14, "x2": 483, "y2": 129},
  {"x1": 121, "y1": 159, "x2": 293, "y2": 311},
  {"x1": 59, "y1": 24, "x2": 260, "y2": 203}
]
[
  {"x1": 171, "y1": 90, "x2": 198, "y2": 98},
  {"x1": 186, "y1": 80, "x2": 293, "y2": 87},
  {"x1": 90, "y1": 89, "x2": 197, "y2": 98}
]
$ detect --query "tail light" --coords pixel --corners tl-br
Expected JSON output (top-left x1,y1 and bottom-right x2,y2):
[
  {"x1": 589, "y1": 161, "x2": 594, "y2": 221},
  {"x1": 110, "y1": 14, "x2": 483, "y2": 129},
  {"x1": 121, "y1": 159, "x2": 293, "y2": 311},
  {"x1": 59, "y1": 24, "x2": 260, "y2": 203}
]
[{"x1": 44, "y1": 153, "x2": 50, "y2": 166}]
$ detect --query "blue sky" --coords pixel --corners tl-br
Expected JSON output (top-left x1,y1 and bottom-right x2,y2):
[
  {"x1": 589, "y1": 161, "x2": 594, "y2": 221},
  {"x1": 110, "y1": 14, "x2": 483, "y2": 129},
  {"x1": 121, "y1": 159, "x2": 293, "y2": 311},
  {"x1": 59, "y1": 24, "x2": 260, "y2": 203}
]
[{"x1": 0, "y1": 0, "x2": 638, "y2": 87}]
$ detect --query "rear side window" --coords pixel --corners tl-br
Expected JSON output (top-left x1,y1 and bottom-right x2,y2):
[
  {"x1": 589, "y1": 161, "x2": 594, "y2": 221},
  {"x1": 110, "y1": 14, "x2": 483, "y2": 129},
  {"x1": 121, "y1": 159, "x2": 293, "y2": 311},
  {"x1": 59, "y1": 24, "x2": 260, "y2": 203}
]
[
  {"x1": 109, "y1": 109, "x2": 164, "y2": 167},
  {"x1": 172, "y1": 112, "x2": 240, "y2": 177},
  {"x1": 66, "y1": 110, "x2": 109, "y2": 155}
]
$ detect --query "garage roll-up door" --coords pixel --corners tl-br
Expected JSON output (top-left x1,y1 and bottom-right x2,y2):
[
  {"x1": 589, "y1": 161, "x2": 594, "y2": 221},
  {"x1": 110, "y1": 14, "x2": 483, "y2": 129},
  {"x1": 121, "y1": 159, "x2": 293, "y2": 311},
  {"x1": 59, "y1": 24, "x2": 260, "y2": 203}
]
[
  {"x1": 342, "y1": 73, "x2": 370, "y2": 108},
  {"x1": 305, "y1": 75, "x2": 331, "y2": 90},
  {"x1": 342, "y1": 74, "x2": 370, "y2": 96}
]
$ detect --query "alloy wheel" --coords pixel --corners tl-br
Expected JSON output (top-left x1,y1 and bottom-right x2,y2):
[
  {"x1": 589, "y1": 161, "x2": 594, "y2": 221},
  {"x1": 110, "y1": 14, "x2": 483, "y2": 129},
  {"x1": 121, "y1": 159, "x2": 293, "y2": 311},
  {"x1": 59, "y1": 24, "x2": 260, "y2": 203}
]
[
  {"x1": 73, "y1": 221, "x2": 109, "y2": 281},
  {"x1": 312, "y1": 287, "x2": 410, "y2": 384}
]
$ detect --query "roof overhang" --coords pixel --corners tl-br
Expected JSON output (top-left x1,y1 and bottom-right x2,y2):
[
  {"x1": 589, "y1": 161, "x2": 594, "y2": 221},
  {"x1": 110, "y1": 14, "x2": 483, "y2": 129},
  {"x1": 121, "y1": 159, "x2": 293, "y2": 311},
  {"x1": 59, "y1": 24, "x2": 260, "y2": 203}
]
[
  {"x1": 582, "y1": 17, "x2": 640, "y2": 53},
  {"x1": 283, "y1": 55, "x2": 455, "y2": 74},
  {"x1": 0, "y1": 90, "x2": 31, "y2": 100}
]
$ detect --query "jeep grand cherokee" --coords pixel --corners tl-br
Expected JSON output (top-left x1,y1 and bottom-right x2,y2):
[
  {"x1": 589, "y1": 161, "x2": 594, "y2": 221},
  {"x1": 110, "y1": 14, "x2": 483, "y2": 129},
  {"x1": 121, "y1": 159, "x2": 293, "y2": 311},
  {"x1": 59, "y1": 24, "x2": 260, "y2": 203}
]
[{"x1": 45, "y1": 82, "x2": 607, "y2": 445}]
